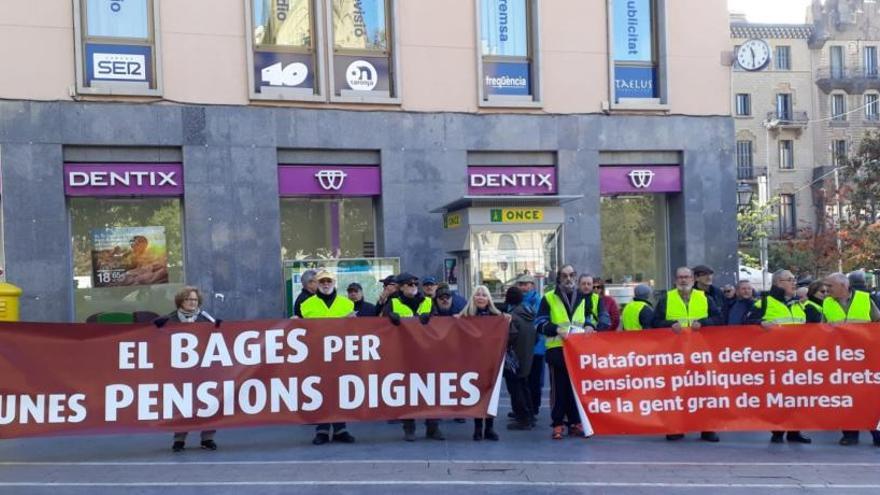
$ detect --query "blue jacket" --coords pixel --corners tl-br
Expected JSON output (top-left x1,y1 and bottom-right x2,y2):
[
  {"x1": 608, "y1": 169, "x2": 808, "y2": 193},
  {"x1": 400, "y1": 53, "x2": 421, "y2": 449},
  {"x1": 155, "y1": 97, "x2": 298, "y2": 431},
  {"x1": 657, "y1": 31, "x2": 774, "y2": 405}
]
[{"x1": 523, "y1": 289, "x2": 545, "y2": 355}]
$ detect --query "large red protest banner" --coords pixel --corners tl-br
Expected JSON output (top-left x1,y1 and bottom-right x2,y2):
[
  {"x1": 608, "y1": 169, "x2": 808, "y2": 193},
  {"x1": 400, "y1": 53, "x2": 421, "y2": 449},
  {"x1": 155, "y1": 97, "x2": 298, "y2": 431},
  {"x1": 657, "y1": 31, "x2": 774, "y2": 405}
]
[
  {"x1": 0, "y1": 317, "x2": 508, "y2": 439},
  {"x1": 563, "y1": 324, "x2": 880, "y2": 435}
]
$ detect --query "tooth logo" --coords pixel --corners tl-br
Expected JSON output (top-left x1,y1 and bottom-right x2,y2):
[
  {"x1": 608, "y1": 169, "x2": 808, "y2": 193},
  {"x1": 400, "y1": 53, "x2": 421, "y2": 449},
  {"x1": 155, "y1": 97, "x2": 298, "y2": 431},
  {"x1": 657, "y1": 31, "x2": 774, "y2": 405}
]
[
  {"x1": 628, "y1": 169, "x2": 655, "y2": 189},
  {"x1": 315, "y1": 170, "x2": 348, "y2": 191}
]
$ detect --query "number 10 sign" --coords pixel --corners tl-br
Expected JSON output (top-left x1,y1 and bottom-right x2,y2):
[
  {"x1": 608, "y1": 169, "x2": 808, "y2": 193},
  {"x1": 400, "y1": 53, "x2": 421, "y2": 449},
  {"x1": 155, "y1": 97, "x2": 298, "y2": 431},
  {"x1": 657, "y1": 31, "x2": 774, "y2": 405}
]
[{"x1": 253, "y1": 52, "x2": 315, "y2": 93}]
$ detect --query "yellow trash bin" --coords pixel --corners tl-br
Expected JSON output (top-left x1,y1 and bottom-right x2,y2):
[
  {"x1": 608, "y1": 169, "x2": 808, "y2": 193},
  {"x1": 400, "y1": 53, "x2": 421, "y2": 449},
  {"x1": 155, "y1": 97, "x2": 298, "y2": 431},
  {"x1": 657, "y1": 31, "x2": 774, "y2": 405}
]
[{"x1": 0, "y1": 282, "x2": 23, "y2": 322}]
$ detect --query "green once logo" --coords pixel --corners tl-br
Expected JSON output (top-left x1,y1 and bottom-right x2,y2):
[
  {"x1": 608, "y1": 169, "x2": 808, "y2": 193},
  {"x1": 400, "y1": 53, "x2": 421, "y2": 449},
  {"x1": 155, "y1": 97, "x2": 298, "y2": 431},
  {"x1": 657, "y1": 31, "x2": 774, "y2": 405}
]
[{"x1": 490, "y1": 209, "x2": 503, "y2": 222}]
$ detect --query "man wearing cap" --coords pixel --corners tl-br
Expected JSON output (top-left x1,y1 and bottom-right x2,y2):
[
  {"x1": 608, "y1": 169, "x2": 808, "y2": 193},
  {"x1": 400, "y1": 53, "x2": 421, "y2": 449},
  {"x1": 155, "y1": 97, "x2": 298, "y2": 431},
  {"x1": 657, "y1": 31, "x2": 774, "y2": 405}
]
[
  {"x1": 693, "y1": 265, "x2": 725, "y2": 313},
  {"x1": 516, "y1": 274, "x2": 545, "y2": 417},
  {"x1": 300, "y1": 270, "x2": 357, "y2": 446},
  {"x1": 347, "y1": 282, "x2": 376, "y2": 317},
  {"x1": 383, "y1": 273, "x2": 444, "y2": 441},
  {"x1": 432, "y1": 284, "x2": 458, "y2": 316},
  {"x1": 422, "y1": 276, "x2": 439, "y2": 298},
  {"x1": 621, "y1": 284, "x2": 654, "y2": 331},
  {"x1": 292, "y1": 269, "x2": 318, "y2": 318},
  {"x1": 374, "y1": 275, "x2": 398, "y2": 316}
]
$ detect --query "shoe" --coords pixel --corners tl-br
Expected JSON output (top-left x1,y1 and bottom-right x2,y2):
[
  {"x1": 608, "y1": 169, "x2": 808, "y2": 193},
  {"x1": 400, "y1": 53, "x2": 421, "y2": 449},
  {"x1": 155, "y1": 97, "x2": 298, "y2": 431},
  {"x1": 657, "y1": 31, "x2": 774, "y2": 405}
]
[
  {"x1": 872, "y1": 434, "x2": 880, "y2": 447},
  {"x1": 529, "y1": 416, "x2": 538, "y2": 427},
  {"x1": 312, "y1": 433, "x2": 330, "y2": 445},
  {"x1": 454, "y1": 418, "x2": 467, "y2": 423},
  {"x1": 700, "y1": 432, "x2": 720, "y2": 443},
  {"x1": 507, "y1": 421, "x2": 533, "y2": 431},
  {"x1": 200, "y1": 440, "x2": 217, "y2": 451},
  {"x1": 770, "y1": 432, "x2": 784, "y2": 444},
  {"x1": 568, "y1": 424, "x2": 584, "y2": 437},
  {"x1": 403, "y1": 430, "x2": 416, "y2": 442},
  {"x1": 333, "y1": 431, "x2": 356, "y2": 443},
  {"x1": 665, "y1": 434, "x2": 685, "y2": 441},
  {"x1": 507, "y1": 411, "x2": 516, "y2": 419},
  {"x1": 473, "y1": 430, "x2": 483, "y2": 441},
  {"x1": 426, "y1": 428, "x2": 446, "y2": 441},
  {"x1": 839, "y1": 436, "x2": 859, "y2": 446},
  {"x1": 786, "y1": 432, "x2": 812, "y2": 444},
  {"x1": 484, "y1": 429, "x2": 499, "y2": 441},
  {"x1": 552, "y1": 426, "x2": 564, "y2": 440},
  {"x1": 172, "y1": 441, "x2": 185, "y2": 452}
]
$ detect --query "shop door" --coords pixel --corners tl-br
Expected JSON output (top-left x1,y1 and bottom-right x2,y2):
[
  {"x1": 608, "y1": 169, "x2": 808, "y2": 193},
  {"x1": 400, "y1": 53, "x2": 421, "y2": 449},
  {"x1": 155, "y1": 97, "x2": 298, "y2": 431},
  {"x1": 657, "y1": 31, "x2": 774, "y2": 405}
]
[{"x1": 600, "y1": 195, "x2": 669, "y2": 291}]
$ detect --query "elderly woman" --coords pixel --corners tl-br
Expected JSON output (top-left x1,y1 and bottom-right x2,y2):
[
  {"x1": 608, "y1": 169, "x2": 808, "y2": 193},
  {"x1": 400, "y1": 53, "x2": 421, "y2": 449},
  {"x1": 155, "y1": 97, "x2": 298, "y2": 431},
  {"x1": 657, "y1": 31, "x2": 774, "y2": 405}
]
[
  {"x1": 154, "y1": 286, "x2": 220, "y2": 452},
  {"x1": 458, "y1": 285, "x2": 508, "y2": 441}
]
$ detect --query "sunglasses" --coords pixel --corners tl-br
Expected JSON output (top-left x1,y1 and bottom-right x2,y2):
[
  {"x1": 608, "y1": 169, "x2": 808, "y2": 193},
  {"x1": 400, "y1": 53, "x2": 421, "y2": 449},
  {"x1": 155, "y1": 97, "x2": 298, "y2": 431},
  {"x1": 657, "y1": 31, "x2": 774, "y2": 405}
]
[
  {"x1": 403, "y1": 281, "x2": 417, "y2": 287},
  {"x1": 438, "y1": 295, "x2": 451, "y2": 300}
]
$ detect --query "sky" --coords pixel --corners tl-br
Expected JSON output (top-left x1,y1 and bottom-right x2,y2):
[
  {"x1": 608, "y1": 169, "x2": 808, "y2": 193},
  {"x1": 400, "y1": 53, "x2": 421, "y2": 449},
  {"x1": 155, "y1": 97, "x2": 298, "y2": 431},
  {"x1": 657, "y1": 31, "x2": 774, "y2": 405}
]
[{"x1": 728, "y1": 0, "x2": 814, "y2": 24}]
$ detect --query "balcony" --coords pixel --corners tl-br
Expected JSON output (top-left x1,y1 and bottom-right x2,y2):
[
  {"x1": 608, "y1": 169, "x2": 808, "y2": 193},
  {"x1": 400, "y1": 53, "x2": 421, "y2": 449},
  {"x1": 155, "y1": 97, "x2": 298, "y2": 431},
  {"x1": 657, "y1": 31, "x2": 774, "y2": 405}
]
[
  {"x1": 766, "y1": 111, "x2": 809, "y2": 128},
  {"x1": 737, "y1": 165, "x2": 767, "y2": 181},
  {"x1": 816, "y1": 67, "x2": 880, "y2": 93}
]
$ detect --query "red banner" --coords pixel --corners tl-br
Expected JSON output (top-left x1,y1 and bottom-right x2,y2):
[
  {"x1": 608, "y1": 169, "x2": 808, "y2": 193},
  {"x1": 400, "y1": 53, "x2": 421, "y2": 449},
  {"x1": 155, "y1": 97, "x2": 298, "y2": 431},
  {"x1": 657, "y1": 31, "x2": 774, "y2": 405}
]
[
  {"x1": 563, "y1": 324, "x2": 880, "y2": 435},
  {"x1": 0, "y1": 317, "x2": 508, "y2": 439}
]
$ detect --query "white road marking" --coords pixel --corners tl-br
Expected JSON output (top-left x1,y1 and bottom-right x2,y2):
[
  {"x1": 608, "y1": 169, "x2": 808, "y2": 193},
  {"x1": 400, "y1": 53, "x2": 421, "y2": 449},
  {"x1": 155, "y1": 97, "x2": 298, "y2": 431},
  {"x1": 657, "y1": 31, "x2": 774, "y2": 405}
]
[
  {"x1": 0, "y1": 481, "x2": 876, "y2": 489},
  {"x1": 0, "y1": 459, "x2": 877, "y2": 467}
]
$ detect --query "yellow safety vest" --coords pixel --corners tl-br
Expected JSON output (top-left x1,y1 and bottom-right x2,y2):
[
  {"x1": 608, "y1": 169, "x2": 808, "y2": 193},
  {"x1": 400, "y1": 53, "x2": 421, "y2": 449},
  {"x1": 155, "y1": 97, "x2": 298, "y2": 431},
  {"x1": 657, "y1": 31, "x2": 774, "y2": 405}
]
[
  {"x1": 544, "y1": 291, "x2": 587, "y2": 350},
  {"x1": 823, "y1": 291, "x2": 872, "y2": 323},
  {"x1": 390, "y1": 297, "x2": 432, "y2": 317},
  {"x1": 664, "y1": 289, "x2": 708, "y2": 328},
  {"x1": 622, "y1": 300, "x2": 648, "y2": 331},
  {"x1": 755, "y1": 295, "x2": 806, "y2": 324},
  {"x1": 300, "y1": 294, "x2": 355, "y2": 319},
  {"x1": 800, "y1": 300, "x2": 824, "y2": 320}
]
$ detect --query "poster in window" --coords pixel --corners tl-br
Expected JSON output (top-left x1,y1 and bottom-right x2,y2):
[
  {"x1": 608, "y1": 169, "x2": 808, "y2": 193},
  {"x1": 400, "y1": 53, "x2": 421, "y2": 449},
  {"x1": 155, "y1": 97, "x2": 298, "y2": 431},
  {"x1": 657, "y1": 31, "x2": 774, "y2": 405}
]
[
  {"x1": 332, "y1": 0, "x2": 387, "y2": 51},
  {"x1": 253, "y1": 51, "x2": 315, "y2": 92},
  {"x1": 614, "y1": 65, "x2": 657, "y2": 99},
  {"x1": 86, "y1": 0, "x2": 150, "y2": 39},
  {"x1": 480, "y1": 0, "x2": 528, "y2": 57},
  {"x1": 613, "y1": 0, "x2": 654, "y2": 63},
  {"x1": 483, "y1": 61, "x2": 531, "y2": 96},
  {"x1": 253, "y1": 0, "x2": 312, "y2": 48},
  {"x1": 91, "y1": 226, "x2": 168, "y2": 287}
]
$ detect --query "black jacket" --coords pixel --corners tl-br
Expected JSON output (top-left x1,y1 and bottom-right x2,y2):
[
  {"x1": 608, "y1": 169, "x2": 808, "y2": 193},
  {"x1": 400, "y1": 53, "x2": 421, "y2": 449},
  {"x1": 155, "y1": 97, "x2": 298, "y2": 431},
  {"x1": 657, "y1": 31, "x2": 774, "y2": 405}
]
[
  {"x1": 293, "y1": 289, "x2": 314, "y2": 318},
  {"x1": 353, "y1": 299, "x2": 376, "y2": 317},
  {"x1": 382, "y1": 291, "x2": 429, "y2": 316},
  {"x1": 535, "y1": 287, "x2": 592, "y2": 338},
  {"x1": 507, "y1": 304, "x2": 536, "y2": 378},
  {"x1": 804, "y1": 296, "x2": 824, "y2": 323},
  {"x1": 627, "y1": 298, "x2": 655, "y2": 330},
  {"x1": 652, "y1": 289, "x2": 722, "y2": 328}
]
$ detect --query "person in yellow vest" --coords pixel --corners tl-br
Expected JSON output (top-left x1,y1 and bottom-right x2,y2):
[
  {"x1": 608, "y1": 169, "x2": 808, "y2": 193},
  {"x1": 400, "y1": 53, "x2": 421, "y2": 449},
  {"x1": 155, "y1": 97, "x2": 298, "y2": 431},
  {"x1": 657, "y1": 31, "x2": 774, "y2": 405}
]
[
  {"x1": 383, "y1": 272, "x2": 444, "y2": 442},
  {"x1": 578, "y1": 274, "x2": 612, "y2": 330},
  {"x1": 744, "y1": 270, "x2": 811, "y2": 444},
  {"x1": 621, "y1": 284, "x2": 654, "y2": 331},
  {"x1": 536, "y1": 264, "x2": 595, "y2": 440},
  {"x1": 300, "y1": 270, "x2": 357, "y2": 446},
  {"x1": 801, "y1": 280, "x2": 827, "y2": 324},
  {"x1": 823, "y1": 272, "x2": 880, "y2": 447},
  {"x1": 652, "y1": 266, "x2": 722, "y2": 442}
]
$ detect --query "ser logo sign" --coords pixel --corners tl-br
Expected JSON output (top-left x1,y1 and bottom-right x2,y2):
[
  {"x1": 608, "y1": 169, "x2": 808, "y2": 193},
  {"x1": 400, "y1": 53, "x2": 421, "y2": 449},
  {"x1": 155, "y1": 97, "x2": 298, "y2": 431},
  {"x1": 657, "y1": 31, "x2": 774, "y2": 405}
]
[{"x1": 93, "y1": 52, "x2": 146, "y2": 81}]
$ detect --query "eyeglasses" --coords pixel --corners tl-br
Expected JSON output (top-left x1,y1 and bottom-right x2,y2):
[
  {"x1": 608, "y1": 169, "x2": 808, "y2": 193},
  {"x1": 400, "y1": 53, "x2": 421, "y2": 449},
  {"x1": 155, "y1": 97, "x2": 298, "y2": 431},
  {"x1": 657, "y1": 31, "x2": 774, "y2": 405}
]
[
  {"x1": 318, "y1": 279, "x2": 334, "y2": 284},
  {"x1": 438, "y1": 295, "x2": 451, "y2": 301},
  {"x1": 183, "y1": 298, "x2": 199, "y2": 302},
  {"x1": 559, "y1": 272, "x2": 576, "y2": 279},
  {"x1": 403, "y1": 282, "x2": 417, "y2": 287}
]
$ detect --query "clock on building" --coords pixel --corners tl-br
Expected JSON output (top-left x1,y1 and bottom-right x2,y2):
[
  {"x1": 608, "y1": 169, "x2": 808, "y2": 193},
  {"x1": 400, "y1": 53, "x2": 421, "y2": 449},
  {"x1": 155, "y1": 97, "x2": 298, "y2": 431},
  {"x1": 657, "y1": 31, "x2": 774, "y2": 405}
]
[{"x1": 736, "y1": 39, "x2": 771, "y2": 71}]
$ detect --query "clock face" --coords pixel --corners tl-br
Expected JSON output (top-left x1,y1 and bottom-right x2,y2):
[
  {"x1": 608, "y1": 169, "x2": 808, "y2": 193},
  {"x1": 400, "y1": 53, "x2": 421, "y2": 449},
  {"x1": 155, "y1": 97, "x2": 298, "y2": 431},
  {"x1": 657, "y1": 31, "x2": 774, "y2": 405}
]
[{"x1": 737, "y1": 39, "x2": 771, "y2": 71}]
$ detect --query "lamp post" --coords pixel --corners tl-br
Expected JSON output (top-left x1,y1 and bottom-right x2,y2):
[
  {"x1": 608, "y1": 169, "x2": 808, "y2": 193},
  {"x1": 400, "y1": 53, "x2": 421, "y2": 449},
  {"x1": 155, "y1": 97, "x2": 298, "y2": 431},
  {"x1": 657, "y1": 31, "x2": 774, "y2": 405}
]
[{"x1": 758, "y1": 175, "x2": 769, "y2": 290}]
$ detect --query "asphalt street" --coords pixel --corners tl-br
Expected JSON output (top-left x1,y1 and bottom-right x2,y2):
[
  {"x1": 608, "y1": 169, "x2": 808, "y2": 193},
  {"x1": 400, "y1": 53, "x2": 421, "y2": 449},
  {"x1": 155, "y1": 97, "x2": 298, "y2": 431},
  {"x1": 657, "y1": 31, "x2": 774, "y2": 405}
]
[{"x1": 1, "y1": 396, "x2": 879, "y2": 494}]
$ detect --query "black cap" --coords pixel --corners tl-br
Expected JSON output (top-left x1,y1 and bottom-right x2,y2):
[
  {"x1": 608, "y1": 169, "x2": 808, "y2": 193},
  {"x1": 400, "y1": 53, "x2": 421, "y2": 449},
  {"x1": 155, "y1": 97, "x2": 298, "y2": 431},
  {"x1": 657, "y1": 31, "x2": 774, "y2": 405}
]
[
  {"x1": 422, "y1": 276, "x2": 438, "y2": 285},
  {"x1": 381, "y1": 275, "x2": 397, "y2": 286},
  {"x1": 692, "y1": 265, "x2": 714, "y2": 276},
  {"x1": 436, "y1": 285, "x2": 452, "y2": 299},
  {"x1": 395, "y1": 272, "x2": 419, "y2": 285},
  {"x1": 347, "y1": 282, "x2": 363, "y2": 292}
]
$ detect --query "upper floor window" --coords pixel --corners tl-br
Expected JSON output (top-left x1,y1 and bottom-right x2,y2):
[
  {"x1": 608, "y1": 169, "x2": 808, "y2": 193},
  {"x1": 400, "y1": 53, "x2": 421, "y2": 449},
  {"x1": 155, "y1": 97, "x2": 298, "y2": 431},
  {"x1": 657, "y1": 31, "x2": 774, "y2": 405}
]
[
  {"x1": 775, "y1": 46, "x2": 791, "y2": 70},
  {"x1": 778, "y1": 194, "x2": 796, "y2": 236},
  {"x1": 478, "y1": 0, "x2": 539, "y2": 105},
  {"x1": 776, "y1": 93, "x2": 792, "y2": 120},
  {"x1": 865, "y1": 46, "x2": 878, "y2": 77},
  {"x1": 249, "y1": 0, "x2": 319, "y2": 99},
  {"x1": 611, "y1": 0, "x2": 664, "y2": 103},
  {"x1": 736, "y1": 140, "x2": 754, "y2": 179},
  {"x1": 831, "y1": 93, "x2": 847, "y2": 121},
  {"x1": 833, "y1": 139, "x2": 848, "y2": 167},
  {"x1": 330, "y1": 0, "x2": 396, "y2": 100},
  {"x1": 75, "y1": 0, "x2": 160, "y2": 95},
  {"x1": 866, "y1": 93, "x2": 879, "y2": 120},
  {"x1": 735, "y1": 93, "x2": 751, "y2": 116},
  {"x1": 830, "y1": 45, "x2": 845, "y2": 78},
  {"x1": 779, "y1": 140, "x2": 794, "y2": 170}
]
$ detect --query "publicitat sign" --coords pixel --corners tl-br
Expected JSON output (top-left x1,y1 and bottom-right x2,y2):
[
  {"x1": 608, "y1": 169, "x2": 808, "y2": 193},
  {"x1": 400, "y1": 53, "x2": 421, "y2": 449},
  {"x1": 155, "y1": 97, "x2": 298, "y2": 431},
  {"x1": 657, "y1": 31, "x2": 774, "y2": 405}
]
[{"x1": 0, "y1": 317, "x2": 508, "y2": 438}]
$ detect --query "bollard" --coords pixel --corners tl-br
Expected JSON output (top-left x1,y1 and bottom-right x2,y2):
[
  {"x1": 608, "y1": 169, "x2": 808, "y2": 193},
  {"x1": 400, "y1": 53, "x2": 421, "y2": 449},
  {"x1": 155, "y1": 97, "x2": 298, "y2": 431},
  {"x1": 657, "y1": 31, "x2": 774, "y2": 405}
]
[{"x1": 0, "y1": 282, "x2": 23, "y2": 322}]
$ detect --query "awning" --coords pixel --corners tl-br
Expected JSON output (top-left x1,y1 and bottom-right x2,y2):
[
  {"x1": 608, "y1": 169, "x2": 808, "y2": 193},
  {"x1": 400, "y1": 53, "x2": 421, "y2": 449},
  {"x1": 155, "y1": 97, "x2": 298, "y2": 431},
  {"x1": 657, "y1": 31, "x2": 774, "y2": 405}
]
[{"x1": 431, "y1": 195, "x2": 584, "y2": 214}]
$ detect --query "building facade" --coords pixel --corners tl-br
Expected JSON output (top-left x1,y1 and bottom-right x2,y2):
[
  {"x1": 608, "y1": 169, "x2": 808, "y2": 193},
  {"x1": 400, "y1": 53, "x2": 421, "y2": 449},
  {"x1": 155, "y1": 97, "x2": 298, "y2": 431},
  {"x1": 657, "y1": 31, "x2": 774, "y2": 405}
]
[{"x1": 0, "y1": 0, "x2": 735, "y2": 322}]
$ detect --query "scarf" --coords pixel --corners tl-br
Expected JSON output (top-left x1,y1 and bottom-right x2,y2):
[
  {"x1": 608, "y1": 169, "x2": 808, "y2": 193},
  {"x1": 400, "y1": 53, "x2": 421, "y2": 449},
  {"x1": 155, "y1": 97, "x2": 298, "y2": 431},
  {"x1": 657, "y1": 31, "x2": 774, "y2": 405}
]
[{"x1": 177, "y1": 308, "x2": 199, "y2": 323}]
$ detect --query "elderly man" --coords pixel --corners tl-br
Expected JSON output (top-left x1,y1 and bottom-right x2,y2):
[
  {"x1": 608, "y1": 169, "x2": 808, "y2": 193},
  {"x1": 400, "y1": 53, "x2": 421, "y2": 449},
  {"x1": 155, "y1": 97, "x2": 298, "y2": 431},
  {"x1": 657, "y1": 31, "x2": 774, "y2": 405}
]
[
  {"x1": 536, "y1": 264, "x2": 593, "y2": 440},
  {"x1": 745, "y1": 270, "x2": 811, "y2": 444},
  {"x1": 373, "y1": 275, "x2": 399, "y2": 316},
  {"x1": 292, "y1": 269, "x2": 318, "y2": 318},
  {"x1": 432, "y1": 284, "x2": 457, "y2": 316},
  {"x1": 300, "y1": 270, "x2": 357, "y2": 446},
  {"x1": 693, "y1": 265, "x2": 726, "y2": 311},
  {"x1": 621, "y1": 284, "x2": 654, "y2": 331},
  {"x1": 653, "y1": 266, "x2": 722, "y2": 442},
  {"x1": 516, "y1": 274, "x2": 545, "y2": 416},
  {"x1": 347, "y1": 282, "x2": 376, "y2": 317},
  {"x1": 824, "y1": 272, "x2": 880, "y2": 447},
  {"x1": 724, "y1": 280, "x2": 756, "y2": 325},
  {"x1": 577, "y1": 274, "x2": 612, "y2": 330}
]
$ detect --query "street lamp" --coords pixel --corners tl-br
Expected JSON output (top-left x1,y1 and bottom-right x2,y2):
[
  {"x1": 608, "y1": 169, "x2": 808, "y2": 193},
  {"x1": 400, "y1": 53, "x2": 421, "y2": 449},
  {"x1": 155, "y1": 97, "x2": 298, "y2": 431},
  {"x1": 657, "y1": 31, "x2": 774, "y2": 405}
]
[{"x1": 737, "y1": 183, "x2": 753, "y2": 208}]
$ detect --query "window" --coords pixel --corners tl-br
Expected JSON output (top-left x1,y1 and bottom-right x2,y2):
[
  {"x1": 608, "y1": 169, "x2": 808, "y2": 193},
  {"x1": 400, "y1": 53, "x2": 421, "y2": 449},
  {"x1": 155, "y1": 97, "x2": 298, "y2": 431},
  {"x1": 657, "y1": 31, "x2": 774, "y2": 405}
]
[
  {"x1": 478, "y1": 0, "x2": 539, "y2": 104},
  {"x1": 611, "y1": 0, "x2": 662, "y2": 103},
  {"x1": 866, "y1": 93, "x2": 879, "y2": 120},
  {"x1": 776, "y1": 46, "x2": 791, "y2": 70},
  {"x1": 735, "y1": 94, "x2": 751, "y2": 116},
  {"x1": 71, "y1": 198, "x2": 184, "y2": 322},
  {"x1": 776, "y1": 93, "x2": 792, "y2": 120},
  {"x1": 865, "y1": 46, "x2": 878, "y2": 77},
  {"x1": 830, "y1": 45, "x2": 845, "y2": 78},
  {"x1": 833, "y1": 139, "x2": 848, "y2": 167},
  {"x1": 736, "y1": 141, "x2": 753, "y2": 179},
  {"x1": 831, "y1": 93, "x2": 847, "y2": 121},
  {"x1": 778, "y1": 194, "x2": 796, "y2": 236},
  {"x1": 329, "y1": 0, "x2": 397, "y2": 100},
  {"x1": 280, "y1": 198, "x2": 376, "y2": 259},
  {"x1": 74, "y1": 0, "x2": 160, "y2": 95},
  {"x1": 779, "y1": 140, "x2": 794, "y2": 170},
  {"x1": 248, "y1": 0, "x2": 320, "y2": 100}
]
